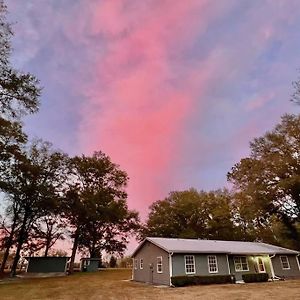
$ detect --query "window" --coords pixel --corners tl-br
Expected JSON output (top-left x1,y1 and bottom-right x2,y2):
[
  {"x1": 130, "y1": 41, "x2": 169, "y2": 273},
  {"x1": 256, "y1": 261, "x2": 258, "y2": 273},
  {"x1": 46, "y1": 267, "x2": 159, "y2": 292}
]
[
  {"x1": 280, "y1": 256, "x2": 290, "y2": 270},
  {"x1": 257, "y1": 257, "x2": 265, "y2": 273},
  {"x1": 134, "y1": 259, "x2": 138, "y2": 270},
  {"x1": 140, "y1": 258, "x2": 143, "y2": 269},
  {"x1": 157, "y1": 256, "x2": 163, "y2": 273},
  {"x1": 185, "y1": 255, "x2": 195, "y2": 274},
  {"x1": 234, "y1": 256, "x2": 249, "y2": 271},
  {"x1": 208, "y1": 255, "x2": 218, "y2": 273}
]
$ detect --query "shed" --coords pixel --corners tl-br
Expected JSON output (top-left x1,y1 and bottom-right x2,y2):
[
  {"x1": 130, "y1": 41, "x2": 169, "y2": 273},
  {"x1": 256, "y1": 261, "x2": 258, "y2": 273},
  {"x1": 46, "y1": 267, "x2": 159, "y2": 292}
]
[
  {"x1": 80, "y1": 258, "x2": 101, "y2": 272},
  {"x1": 25, "y1": 256, "x2": 70, "y2": 274}
]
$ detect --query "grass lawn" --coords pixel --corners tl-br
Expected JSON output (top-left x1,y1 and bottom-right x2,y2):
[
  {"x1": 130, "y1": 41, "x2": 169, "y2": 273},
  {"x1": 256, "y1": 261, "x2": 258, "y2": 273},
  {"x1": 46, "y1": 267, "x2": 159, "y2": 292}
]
[{"x1": 0, "y1": 269, "x2": 300, "y2": 300}]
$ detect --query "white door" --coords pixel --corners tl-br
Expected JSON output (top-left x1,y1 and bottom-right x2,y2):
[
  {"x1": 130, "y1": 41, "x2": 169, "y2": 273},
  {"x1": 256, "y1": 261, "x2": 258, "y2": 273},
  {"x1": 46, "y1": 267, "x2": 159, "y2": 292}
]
[{"x1": 257, "y1": 257, "x2": 266, "y2": 273}]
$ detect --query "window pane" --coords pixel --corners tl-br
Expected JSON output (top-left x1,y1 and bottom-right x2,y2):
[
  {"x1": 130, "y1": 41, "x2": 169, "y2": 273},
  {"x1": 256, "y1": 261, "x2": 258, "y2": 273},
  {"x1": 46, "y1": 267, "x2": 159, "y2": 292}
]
[
  {"x1": 157, "y1": 257, "x2": 162, "y2": 273},
  {"x1": 280, "y1": 256, "x2": 290, "y2": 269},
  {"x1": 185, "y1": 255, "x2": 195, "y2": 273},
  {"x1": 208, "y1": 256, "x2": 218, "y2": 273}
]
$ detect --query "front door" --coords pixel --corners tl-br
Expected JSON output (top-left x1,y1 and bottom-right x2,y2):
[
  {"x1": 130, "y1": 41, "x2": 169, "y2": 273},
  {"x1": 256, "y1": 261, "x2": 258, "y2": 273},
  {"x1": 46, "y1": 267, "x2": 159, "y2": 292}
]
[{"x1": 257, "y1": 257, "x2": 266, "y2": 273}]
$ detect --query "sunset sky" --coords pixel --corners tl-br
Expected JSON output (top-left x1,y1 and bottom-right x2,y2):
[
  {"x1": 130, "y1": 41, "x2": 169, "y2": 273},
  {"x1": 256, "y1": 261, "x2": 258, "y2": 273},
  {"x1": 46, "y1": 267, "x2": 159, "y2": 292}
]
[{"x1": 9, "y1": 0, "x2": 300, "y2": 218}]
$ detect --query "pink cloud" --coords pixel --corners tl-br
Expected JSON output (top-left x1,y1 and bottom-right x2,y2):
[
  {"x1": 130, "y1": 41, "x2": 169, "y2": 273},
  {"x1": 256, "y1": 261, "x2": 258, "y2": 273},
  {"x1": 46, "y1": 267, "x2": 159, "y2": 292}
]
[
  {"x1": 9, "y1": 0, "x2": 300, "y2": 218},
  {"x1": 74, "y1": 0, "x2": 236, "y2": 215}
]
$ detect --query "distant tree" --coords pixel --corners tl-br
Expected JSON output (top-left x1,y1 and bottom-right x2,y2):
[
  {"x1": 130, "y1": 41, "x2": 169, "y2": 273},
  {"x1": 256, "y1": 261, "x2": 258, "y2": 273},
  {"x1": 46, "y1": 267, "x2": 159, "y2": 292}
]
[
  {"x1": 63, "y1": 151, "x2": 140, "y2": 274},
  {"x1": 0, "y1": 140, "x2": 68, "y2": 276},
  {"x1": 118, "y1": 256, "x2": 132, "y2": 268},
  {"x1": 109, "y1": 255, "x2": 117, "y2": 268},
  {"x1": 142, "y1": 188, "x2": 238, "y2": 240},
  {"x1": 48, "y1": 248, "x2": 68, "y2": 257},
  {"x1": 228, "y1": 114, "x2": 300, "y2": 249},
  {"x1": 28, "y1": 214, "x2": 67, "y2": 257}
]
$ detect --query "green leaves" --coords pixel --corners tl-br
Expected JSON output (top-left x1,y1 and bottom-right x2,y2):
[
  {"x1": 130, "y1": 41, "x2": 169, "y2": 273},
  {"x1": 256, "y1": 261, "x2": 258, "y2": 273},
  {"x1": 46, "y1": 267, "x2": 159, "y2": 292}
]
[
  {"x1": 64, "y1": 152, "x2": 139, "y2": 259},
  {"x1": 228, "y1": 114, "x2": 300, "y2": 249},
  {"x1": 143, "y1": 189, "x2": 237, "y2": 241}
]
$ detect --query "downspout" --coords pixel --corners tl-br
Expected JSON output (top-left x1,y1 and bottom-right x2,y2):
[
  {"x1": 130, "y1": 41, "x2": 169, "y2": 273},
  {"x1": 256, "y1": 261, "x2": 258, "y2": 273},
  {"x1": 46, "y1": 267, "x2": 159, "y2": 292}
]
[{"x1": 169, "y1": 252, "x2": 174, "y2": 287}]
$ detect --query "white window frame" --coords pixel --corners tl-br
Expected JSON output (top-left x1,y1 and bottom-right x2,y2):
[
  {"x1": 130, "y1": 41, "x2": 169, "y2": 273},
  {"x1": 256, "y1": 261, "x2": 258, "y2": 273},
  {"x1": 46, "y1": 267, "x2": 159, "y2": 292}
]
[
  {"x1": 234, "y1": 256, "x2": 249, "y2": 272},
  {"x1": 140, "y1": 258, "x2": 143, "y2": 269},
  {"x1": 184, "y1": 255, "x2": 196, "y2": 274},
  {"x1": 157, "y1": 256, "x2": 163, "y2": 273},
  {"x1": 207, "y1": 255, "x2": 218, "y2": 273},
  {"x1": 257, "y1": 257, "x2": 266, "y2": 273},
  {"x1": 134, "y1": 259, "x2": 138, "y2": 270},
  {"x1": 280, "y1": 256, "x2": 290, "y2": 270}
]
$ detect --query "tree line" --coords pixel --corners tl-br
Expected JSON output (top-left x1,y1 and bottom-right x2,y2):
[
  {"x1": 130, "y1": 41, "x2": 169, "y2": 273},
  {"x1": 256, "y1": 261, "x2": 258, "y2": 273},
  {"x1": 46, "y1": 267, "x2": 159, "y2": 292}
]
[{"x1": 0, "y1": 2, "x2": 139, "y2": 277}]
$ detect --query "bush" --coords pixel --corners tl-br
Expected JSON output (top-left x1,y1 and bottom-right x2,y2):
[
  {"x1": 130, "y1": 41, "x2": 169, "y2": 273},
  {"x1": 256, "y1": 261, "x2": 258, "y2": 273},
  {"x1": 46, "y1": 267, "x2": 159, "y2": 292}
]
[
  {"x1": 171, "y1": 275, "x2": 235, "y2": 287},
  {"x1": 242, "y1": 273, "x2": 269, "y2": 283}
]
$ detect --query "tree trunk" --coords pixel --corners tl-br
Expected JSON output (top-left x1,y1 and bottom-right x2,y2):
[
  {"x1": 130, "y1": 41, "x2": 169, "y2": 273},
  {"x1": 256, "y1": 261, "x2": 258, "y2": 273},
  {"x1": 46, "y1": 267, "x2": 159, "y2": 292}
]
[
  {"x1": 44, "y1": 239, "x2": 51, "y2": 257},
  {"x1": 0, "y1": 222, "x2": 17, "y2": 273},
  {"x1": 68, "y1": 227, "x2": 79, "y2": 274},
  {"x1": 10, "y1": 212, "x2": 28, "y2": 277}
]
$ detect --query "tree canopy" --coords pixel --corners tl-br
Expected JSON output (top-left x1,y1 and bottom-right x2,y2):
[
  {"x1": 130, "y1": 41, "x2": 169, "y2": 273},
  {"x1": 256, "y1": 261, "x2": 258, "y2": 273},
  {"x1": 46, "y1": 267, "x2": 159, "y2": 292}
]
[
  {"x1": 228, "y1": 114, "x2": 300, "y2": 249},
  {"x1": 142, "y1": 189, "x2": 238, "y2": 241},
  {"x1": 63, "y1": 152, "x2": 140, "y2": 273},
  {"x1": 0, "y1": 2, "x2": 40, "y2": 119}
]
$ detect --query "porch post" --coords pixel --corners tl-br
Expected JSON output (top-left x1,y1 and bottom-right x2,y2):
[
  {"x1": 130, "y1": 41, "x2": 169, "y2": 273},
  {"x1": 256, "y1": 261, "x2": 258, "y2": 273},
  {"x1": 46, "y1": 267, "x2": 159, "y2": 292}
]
[
  {"x1": 268, "y1": 255, "x2": 275, "y2": 279},
  {"x1": 169, "y1": 252, "x2": 173, "y2": 286},
  {"x1": 131, "y1": 258, "x2": 134, "y2": 280},
  {"x1": 226, "y1": 255, "x2": 231, "y2": 274}
]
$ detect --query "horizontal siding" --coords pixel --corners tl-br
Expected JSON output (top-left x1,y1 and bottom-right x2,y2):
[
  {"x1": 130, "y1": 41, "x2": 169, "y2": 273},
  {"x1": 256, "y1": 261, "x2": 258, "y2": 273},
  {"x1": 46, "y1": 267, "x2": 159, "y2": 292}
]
[
  {"x1": 172, "y1": 253, "x2": 229, "y2": 277},
  {"x1": 27, "y1": 257, "x2": 68, "y2": 273},
  {"x1": 133, "y1": 241, "x2": 170, "y2": 285},
  {"x1": 272, "y1": 255, "x2": 300, "y2": 278}
]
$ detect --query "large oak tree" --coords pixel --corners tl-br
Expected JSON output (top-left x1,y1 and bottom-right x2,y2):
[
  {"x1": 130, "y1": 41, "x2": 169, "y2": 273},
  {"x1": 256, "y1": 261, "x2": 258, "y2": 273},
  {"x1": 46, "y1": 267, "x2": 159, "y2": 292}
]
[
  {"x1": 228, "y1": 114, "x2": 300, "y2": 249},
  {"x1": 64, "y1": 152, "x2": 139, "y2": 273}
]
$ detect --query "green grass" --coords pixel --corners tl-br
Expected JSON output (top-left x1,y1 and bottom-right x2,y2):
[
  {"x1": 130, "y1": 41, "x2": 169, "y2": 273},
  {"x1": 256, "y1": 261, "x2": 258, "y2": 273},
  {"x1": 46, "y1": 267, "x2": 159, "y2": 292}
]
[{"x1": 0, "y1": 269, "x2": 300, "y2": 300}]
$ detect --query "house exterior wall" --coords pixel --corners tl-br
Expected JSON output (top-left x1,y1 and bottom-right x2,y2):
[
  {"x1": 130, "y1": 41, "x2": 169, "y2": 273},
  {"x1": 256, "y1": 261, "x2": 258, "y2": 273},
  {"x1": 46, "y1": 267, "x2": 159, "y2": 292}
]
[
  {"x1": 228, "y1": 255, "x2": 272, "y2": 281},
  {"x1": 27, "y1": 257, "x2": 69, "y2": 273},
  {"x1": 132, "y1": 241, "x2": 170, "y2": 285},
  {"x1": 272, "y1": 255, "x2": 300, "y2": 278},
  {"x1": 172, "y1": 253, "x2": 229, "y2": 277}
]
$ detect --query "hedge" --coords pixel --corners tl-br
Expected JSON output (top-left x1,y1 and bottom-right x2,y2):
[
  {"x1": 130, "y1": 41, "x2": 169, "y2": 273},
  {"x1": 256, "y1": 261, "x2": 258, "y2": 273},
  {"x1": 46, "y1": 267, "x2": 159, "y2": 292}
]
[
  {"x1": 242, "y1": 273, "x2": 269, "y2": 283},
  {"x1": 171, "y1": 275, "x2": 235, "y2": 287}
]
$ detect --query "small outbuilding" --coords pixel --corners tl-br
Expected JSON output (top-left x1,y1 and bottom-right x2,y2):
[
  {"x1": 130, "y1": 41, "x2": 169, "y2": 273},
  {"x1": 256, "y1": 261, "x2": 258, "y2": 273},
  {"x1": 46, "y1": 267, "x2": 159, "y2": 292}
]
[
  {"x1": 132, "y1": 237, "x2": 300, "y2": 285},
  {"x1": 80, "y1": 258, "x2": 101, "y2": 272},
  {"x1": 25, "y1": 256, "x2": 70, "y2": 274}
]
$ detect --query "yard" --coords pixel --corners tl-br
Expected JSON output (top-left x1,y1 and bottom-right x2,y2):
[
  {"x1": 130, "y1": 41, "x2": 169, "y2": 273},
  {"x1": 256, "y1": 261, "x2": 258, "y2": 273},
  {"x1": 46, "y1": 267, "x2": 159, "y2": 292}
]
[{"x1": 0, "y1": 269, "x2": 299, "y2": 300}]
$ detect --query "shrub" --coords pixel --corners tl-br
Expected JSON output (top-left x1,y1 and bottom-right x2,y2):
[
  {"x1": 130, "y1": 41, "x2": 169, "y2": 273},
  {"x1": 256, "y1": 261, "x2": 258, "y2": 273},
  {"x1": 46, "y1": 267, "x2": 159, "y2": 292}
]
[
  {"x1": 171, "y1": 275, "x2": 235, "y2": 287},
  {"x1": 242, "y1": 273, "x2": 269, "y2": 283}
]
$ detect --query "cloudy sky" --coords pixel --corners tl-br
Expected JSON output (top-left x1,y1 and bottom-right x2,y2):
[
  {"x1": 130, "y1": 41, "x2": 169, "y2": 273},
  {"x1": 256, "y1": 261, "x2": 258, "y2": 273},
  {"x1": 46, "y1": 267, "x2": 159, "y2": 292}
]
[{"x1": 8, "y1": 0, "x2": 300, "y2": 217}]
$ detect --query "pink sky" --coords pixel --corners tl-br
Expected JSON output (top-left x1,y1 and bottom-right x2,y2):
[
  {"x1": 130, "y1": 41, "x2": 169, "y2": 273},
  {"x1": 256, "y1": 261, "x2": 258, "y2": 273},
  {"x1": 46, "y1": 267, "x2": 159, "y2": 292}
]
[{"x1": 9, "y1": 0, "x2": 300, "y2": 220}]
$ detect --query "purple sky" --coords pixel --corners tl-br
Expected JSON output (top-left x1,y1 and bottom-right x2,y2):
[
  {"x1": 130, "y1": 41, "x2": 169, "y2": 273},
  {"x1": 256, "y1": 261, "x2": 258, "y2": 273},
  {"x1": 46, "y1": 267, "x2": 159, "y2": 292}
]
[{"x1": 8, "y1": 0, "x2": 300, "y2": 218}]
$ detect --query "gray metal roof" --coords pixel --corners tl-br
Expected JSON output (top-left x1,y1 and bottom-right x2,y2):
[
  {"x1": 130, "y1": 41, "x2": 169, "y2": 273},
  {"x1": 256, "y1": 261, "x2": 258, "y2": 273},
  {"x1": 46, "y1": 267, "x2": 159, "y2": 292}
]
[{"x1": 132, "y1": 237, "x2": 299, "y2": 256}]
